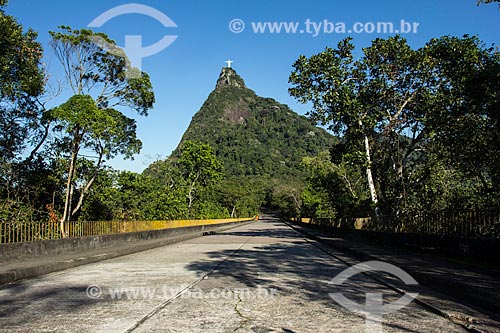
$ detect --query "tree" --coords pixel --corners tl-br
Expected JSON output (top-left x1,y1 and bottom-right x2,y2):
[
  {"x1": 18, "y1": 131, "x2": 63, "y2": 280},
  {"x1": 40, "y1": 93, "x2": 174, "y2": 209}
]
[
  {"x1": 140, "y1": 160, "x2": 190, "y2": 220},
  {"x1": 48, "y1": 94, "x2": 141, "y2": 227},
  {"x1": 301, "y1": 150, "x2": 368, "y2": 218},
  {"x1": 290, "y1": 35, "x2": 500, "y2": 215},
  {"x1": 216, "y1": 176, "x2": 266, "y2": 217},
  {"x1": 48, "y1": 27, "x2": 154, "y2": 233},
  {"x1": 0, "y1": 1, "x2": 46, "y2": 224},
  {"x1": 269, "y1": 184, "x2": 303, "y2": 219},
  {"x1": 423, "y1": 35, "x2": 500, "y2": 206},
  {"x1": 0, "y1": 1, "x2": 44, "y2": 181},
  {"x1": 49, "y1": 27, "x2": 154, "y2": 115},
  {"x1": 290, "y1": 37, "x2": 431, "y2": 214},
  {"x1": 177, "y1": 141, "x2": 223, "y2": 213},
  {"x1": 215, "y1": 178, "x2": 246, "y2": 217},
  {"x1": 361, "y1": 36, "x2": 437, "y2": 213},
  {"x1": 289, "y1": 38, "x2": 380, "y2": 209}
]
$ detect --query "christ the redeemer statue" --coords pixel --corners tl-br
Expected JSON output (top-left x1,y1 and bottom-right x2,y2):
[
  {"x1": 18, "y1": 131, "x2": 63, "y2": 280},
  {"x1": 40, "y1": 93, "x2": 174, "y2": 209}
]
[{"x1": 225, "y1": 59, "x2": 234, "y2": 68}]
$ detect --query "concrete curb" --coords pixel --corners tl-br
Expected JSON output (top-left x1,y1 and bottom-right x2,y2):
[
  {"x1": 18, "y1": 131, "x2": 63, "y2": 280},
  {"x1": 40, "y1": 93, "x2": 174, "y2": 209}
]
[{"x1": 0, "y1": 220, "x2": 256, "y2": 286}]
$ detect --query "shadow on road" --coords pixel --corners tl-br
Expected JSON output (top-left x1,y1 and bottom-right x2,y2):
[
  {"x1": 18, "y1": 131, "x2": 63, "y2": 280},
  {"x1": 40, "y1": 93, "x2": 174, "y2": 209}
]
[
  {"x1": 186, "y1": 220, "x2": 433, "y2": 333},
  {"x1": 0, "y1": 282, "x2": 99, "y2": 321}
]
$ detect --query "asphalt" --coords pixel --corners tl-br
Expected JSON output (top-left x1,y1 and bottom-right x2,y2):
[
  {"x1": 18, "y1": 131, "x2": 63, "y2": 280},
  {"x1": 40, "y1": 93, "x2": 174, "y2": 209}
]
[{"x1": 0, "y1": 216, "x2": 499, "y2": 332}]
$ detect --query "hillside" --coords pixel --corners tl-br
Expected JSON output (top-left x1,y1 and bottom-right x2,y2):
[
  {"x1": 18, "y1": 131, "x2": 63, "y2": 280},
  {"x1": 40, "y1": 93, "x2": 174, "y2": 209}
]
[
  {"x1": 141, "y1": 67, "x2": 337, "y2": 217},
  {"x1": 174, "y1": 67, "x2": 335, "y2": 180}
]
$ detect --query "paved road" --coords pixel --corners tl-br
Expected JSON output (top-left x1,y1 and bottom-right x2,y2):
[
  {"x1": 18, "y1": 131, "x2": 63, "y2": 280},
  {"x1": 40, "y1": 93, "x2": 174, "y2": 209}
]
[{"x1": 0, "y1": 216, "x2": 470, "y2": 332}]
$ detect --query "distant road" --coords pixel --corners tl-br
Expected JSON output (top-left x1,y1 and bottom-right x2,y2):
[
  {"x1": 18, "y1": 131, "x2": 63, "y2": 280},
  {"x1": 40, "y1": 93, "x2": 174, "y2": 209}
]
[{"x1": 0, "y1": 215, "x2": 468, "y2": 332}]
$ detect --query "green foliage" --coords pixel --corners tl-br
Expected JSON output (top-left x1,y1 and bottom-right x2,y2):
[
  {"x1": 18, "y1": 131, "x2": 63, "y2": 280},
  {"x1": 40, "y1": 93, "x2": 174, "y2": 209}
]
[
  {"x1": 0, "y1": 199, "x2": 38, "y2": 223},
  {"x1": 301, "y1": 185, "x2": 335, "y2": 219},
  {"x1": 269, "y1": 183, "x2": 303, "y2": 219},
  {"x1": 290, "y1": 35, "x2": 500, "y2": 217},
  {"x1": 140, "y1": 161, "x2": 190, "y2": 220},
  {"x1": 0, "y1": 3, "x2": 46, "y2": 222},
  {"x1": 301, "y1": 150, "x2": 369, "y2": 217},
  {"x1": 0, "y1": 5, "x2": 44, "y2": 163},
  {"x1": 178, "y1": 140, "x2": 223, "y2": 187},
  {"x1": 424, "y1": 35, "x2": 500, "y2": 197},
  {"x1": 50, "y1": 94, "x2": 142, "y2": 221},
  {"x1": 49, "y1": 94, "x2": 142, "y2": 160},
  {"x1": 215, "y1": 176, "x2": 266, "y2": 217},
  {"x1": 49, "y1": 26, "x2": 155, "y2": 115},
  {"x1": 190, "y1": 200, "x2": 230, "y2": 219},
  {"x1": 80, "y1": 141, "x2": 230, "y2": 222}
]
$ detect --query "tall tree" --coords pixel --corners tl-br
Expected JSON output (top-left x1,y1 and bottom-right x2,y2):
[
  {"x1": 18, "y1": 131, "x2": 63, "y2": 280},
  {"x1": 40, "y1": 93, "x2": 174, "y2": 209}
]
[
  {"x1": 360, "y1": 36, "x2": 435, "y2": 213},
  {"x1": 290, "y1": 35, "x2": 500, "y2": 215},
  {"x1": 0, "y1": 0, "x2": 48, "y2": 226},
  {"x1": 48, "y1": 27, "x2": 154, "y2": 233},
  {"x1": 0, "y1": 1, "x2": 44, "y2": 187},
  {"x1": 424, "y1": 35, "x2": 500, "y2": 205},
  {"x1": 289, "y1": 38, "x2": 380, "y2": 210},
  {"x1": 289, "y1": 37, "x2": 431, "y2": 213},
  {"x1": 48, "y1": 94, "x2": 141, "y2": 226}
]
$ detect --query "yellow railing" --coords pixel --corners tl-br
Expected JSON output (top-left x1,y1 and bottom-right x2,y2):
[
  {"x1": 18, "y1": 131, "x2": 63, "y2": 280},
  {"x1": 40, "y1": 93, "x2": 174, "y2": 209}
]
[{"x1": 0, "y1": 217, "x2": 256, "y2": 244}]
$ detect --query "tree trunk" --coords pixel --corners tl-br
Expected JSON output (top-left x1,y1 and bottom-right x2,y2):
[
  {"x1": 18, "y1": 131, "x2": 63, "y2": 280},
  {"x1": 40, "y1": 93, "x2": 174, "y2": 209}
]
[
  {"x1": 359, "y1": 119, "x2": 379, "y2": 210},
  {"x1": 71, "y1": 173, "x2": 95, "y2": 218},
  {"x1": 60, "y1": 132, "x2": 81, "y2": 237},
  {"x1": 364, "y1": 133, "x2": 378, "y2": 205},
  {"x1": 187, "y1": 171, "x2": 200, "y2": 213},
  {"x1": 59, "y1": 150, "x2": 75, "y2": 238},
  {"x1": 71, "y1": 151, "x2": 104, "y2": 218},
  {"x1": 26, "y1": 121, "x2": 51, "y2": 164}
]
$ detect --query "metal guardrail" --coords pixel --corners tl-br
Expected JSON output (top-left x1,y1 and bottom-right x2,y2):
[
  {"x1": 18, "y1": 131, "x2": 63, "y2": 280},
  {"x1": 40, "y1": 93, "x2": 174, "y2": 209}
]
[
  {"x1": 294, "y1": 210, "x2": 500, "y2": 239},
  {"x1": 0, "y1": 218, "x2": 255, "y2": 244}
]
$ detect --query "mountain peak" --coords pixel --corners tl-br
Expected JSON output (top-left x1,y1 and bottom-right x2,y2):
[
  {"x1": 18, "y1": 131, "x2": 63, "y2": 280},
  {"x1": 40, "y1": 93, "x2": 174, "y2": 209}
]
[
  {"x1": 216, "y1": 67, "x2": 246, "y2": 89},
  {"x1": 175, "y1": 67, "x2": 335, "y2": 180}
]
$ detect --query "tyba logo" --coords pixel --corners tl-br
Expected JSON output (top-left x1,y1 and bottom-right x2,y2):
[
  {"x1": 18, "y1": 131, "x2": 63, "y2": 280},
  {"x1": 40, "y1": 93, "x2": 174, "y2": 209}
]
[
  {"x1": 329, "y1": 261, "x2": 419, "y2": 333},
  {"x1": 88, "y1": 3, "x2": 177, "y2": 78}
]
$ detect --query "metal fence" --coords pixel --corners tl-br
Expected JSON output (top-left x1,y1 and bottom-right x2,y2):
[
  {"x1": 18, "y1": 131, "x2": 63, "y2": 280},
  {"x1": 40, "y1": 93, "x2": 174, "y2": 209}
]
[
  {"x1": 297, "y1": 210, "x2": 500, "y2": 239},
  {"x1": 0, "y1": 218, "x2": 254, "y2": 244}
]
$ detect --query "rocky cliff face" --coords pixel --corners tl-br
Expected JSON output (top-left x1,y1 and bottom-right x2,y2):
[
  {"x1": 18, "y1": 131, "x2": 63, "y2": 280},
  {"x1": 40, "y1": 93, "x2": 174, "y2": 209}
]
[{"x1": 216, "y1": 67, "x2": 246, "y2": 89}]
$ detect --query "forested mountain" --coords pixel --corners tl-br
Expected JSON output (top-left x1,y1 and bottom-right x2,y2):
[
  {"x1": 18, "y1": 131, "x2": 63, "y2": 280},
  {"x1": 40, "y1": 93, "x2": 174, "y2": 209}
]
[
  {"x1": 174, "y1": 67, "x2": 335, "y2": 180},
  {"x1": 139, "y1": 67, "x2": 337, "y2": 217}
]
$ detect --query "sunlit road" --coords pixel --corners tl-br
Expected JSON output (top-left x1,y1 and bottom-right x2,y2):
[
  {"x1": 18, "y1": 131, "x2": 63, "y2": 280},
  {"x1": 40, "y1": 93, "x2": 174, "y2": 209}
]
[{"x1": 0, "y1": 215, "x2": 468, "y2": 332}]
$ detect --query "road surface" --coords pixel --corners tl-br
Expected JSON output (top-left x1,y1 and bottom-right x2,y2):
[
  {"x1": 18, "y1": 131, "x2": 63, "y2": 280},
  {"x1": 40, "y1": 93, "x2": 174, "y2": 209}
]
[{"x1": 0, "y1": 215, "x2": 470, "y2": 332}]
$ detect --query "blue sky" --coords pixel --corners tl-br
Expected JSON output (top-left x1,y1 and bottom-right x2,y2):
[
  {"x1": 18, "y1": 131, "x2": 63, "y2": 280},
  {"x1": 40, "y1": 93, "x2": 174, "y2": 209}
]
[{"x1": 6, "y1": 0, "x2": 500, "y2": 172}]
